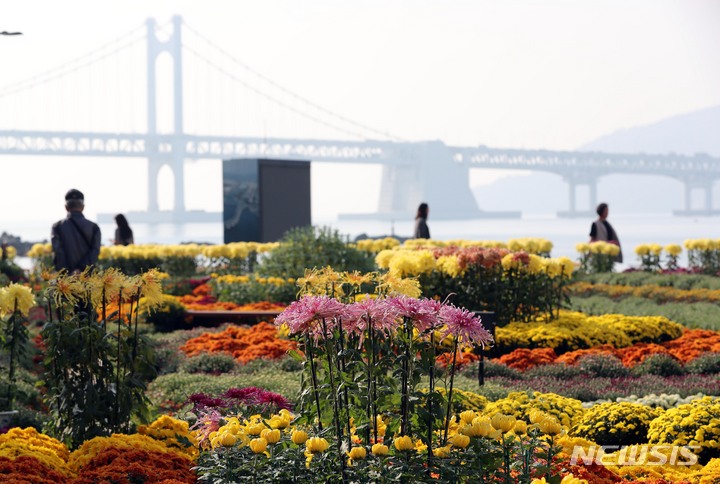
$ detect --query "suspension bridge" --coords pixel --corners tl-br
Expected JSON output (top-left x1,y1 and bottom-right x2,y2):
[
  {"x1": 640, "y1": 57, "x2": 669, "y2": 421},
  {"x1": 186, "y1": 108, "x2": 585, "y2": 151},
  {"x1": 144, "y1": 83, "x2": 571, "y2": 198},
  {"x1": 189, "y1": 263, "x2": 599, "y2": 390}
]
[{"x1": 1, "y1": 16, "x2": 718, "y2": 221}]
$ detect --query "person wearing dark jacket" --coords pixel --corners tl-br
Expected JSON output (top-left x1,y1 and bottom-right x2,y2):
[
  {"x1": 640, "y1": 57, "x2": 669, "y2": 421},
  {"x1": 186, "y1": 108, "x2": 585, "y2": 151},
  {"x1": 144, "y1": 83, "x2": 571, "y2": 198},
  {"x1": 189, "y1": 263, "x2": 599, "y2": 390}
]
[
  {"x1": 414, "y1": 202, "x2": 430, "y2": 239},
  {"x1": 589, "y1": 202, "x2": 623, "y2": 263},
  {"x1": 113, "y1": 213, "x2": 134, "y2": 246},
  {"x1": 51, "y1": 189, "x2": 101, "y2": 274}
]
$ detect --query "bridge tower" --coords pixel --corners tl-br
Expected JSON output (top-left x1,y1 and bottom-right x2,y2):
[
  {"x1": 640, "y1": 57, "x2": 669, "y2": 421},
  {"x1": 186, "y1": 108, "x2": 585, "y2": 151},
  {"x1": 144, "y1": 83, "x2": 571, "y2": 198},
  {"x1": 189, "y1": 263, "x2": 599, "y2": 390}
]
[
  {"x1": 378, "y1": 142, "x2": 484, "y2": 220},
  {"x1": 146, "y1": 15, "x2": 185, "y2": 215}
]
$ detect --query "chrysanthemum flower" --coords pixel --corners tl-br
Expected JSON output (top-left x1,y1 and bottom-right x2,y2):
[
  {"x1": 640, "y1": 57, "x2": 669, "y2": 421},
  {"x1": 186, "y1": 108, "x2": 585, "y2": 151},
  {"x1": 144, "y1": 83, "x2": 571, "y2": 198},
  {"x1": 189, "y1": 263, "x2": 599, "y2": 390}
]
[
  {"x1": 87, "y1": 267, "x2": 127, "y2": 308},
  {"x1": 139, "y1": 268, "x2": 165, "y2": 310},
  {"x1": 393, "y1": 435, "x2": 414, "y2": 452},
  {"x1": 305, "y1": 437, "x2": 330, "y2": 453},
  {"x1": 0, "y1": 283, "x2": 35, "y2": 317},
  {"x1": 375, "y1": 272, "x2": 421, "y2": 298},
  {"x1": 439, "y1": 304, "x2": 493, "y2": 348},
  {"x1": 48, "y1": 272, "x2": 85, "y2": 309},
  {"x1": 385, "y1": 295, "x2": 442, "y2": 333},
  {"x1": 274, "y1": 295, "x2": 345, "y2": 338},
  {"x1": 344, "y1": 297, "x2": 400, "y2": 335}
]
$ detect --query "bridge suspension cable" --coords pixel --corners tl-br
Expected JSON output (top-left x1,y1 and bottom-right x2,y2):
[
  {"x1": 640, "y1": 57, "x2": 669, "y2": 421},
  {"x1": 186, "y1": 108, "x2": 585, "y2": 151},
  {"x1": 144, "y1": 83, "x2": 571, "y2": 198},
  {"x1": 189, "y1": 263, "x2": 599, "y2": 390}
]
[
  {"x1": 182, "y1": 42, "x2": 373, "y2": 140},
  {"x1": 0, "y1": 23, "x2": 146, "y2": 99},
  {"x1": 182, "y1": 20, "x2": 403, "y2": 142}
]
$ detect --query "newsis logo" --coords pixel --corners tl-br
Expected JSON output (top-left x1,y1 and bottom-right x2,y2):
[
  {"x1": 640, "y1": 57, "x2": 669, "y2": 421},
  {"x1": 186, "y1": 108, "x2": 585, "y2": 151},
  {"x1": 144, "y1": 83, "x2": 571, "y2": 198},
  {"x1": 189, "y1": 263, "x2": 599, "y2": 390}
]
[{"x1": 570, "y1": 445, "x2": 701, "y2": 466}]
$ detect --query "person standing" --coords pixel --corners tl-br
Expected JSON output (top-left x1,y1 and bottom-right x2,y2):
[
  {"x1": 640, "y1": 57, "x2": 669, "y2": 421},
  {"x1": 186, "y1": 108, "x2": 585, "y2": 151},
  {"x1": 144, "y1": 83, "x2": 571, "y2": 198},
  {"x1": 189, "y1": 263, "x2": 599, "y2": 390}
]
[
  {"x1": 414, "y1": 202, "x2": 430, "y2": 239},
  {"x1": 589, "y1": 202, "x2": 623, "y2": 263},
  {"x1": 51, "y1": 189, "x2": 101, "y2": 274},
  {"x1": 113, "y1": 213, "x2": 134, "y2": 246}
]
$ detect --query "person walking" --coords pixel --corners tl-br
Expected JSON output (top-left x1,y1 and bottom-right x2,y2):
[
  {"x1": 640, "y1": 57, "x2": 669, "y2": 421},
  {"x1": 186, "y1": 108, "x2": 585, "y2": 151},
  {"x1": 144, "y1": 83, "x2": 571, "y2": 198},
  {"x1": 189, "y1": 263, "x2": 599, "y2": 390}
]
[
  {"x1": 589, "y1": 202, "x2": 623, "y2": 263},
  {"x1": 414, "y1": 202, "x2": 430, "y2": 239},
  {"x1": 51, "y1": 189, "x2": 101, "y2": 274},
  {"x1": 113, "y1": 213, "x2": 134, "y2": 246}
]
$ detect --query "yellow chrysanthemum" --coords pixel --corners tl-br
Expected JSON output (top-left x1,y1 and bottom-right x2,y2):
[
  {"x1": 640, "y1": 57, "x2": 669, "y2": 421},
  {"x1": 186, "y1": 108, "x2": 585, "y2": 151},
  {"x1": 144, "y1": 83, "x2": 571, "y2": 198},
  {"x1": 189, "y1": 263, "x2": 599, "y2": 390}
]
[
  {"x1": 375, "y1": 272, "x2": 421, "y2": 298},
  {"x1": 664, "y1": 244, "x2": 682, "y2": 256},
  {"x1": 139, "y1": 268, "x2": 165, "y2": 310},
  {"x1": 393, "y1": 435, "x2": 414, "y2": 452},
  {"x1": 49, "y1": 272, "x2": 86, "y2": 310},
  {"x1": 0, "y1": 283, "x2": 35, "y2": 317}
]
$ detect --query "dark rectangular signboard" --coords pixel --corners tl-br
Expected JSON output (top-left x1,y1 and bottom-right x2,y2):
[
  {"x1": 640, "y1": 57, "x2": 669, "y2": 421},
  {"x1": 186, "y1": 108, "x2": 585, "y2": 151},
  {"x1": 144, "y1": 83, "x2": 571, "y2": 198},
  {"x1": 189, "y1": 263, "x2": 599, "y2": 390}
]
[{"x1": 223, "y1": 158, "x2": 311, "y2": 243}]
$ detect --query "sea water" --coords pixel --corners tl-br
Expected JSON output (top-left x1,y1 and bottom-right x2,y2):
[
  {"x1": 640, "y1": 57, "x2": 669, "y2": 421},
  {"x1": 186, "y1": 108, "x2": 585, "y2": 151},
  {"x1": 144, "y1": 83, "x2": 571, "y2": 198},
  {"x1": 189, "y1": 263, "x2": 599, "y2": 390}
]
[{"x1": 5, "y1": 212, "x2": 719, "y2": 270}]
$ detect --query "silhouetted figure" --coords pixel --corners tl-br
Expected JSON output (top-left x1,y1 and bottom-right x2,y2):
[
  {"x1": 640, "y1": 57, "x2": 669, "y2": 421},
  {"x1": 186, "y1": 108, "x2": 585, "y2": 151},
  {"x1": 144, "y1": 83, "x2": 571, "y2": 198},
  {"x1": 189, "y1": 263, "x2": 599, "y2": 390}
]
[
  {"x1": 51, "y1": 189, "x2": 101, "y2": 273},
  {"x1": 589, "y1": 202, "x2": 623, "y2": 263},
  {"x1": 414, "y1": 202, "x2": 430, "y2": 239},
  {"x1": 114, "y1": 213, "x2": 134, "y2": 246}
]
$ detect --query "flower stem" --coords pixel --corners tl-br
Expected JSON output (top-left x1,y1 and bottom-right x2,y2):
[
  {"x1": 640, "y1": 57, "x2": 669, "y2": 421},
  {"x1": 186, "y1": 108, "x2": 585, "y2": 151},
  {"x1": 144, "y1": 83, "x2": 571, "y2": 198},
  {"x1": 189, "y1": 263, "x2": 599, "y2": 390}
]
[
  {"x1": 321, "y1": 318, "x2": 346, "y2": 482},
  {"x1": 443, "y1": 338, "x2": 459, "y2": 444},
  {"x1": 305, "y1": 334, "x2": 323, "y2": 431},
  {"x1": 427, "y1": 331, "x2": 435, "y2": 469}
]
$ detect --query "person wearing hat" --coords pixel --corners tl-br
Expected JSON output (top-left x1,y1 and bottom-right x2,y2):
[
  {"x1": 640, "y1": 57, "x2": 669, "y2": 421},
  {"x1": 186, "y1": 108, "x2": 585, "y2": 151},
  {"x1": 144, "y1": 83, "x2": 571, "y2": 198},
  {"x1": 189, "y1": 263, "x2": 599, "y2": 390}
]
[{"x1": 51, "y1": 189, "x2": 101, "y2": 274}]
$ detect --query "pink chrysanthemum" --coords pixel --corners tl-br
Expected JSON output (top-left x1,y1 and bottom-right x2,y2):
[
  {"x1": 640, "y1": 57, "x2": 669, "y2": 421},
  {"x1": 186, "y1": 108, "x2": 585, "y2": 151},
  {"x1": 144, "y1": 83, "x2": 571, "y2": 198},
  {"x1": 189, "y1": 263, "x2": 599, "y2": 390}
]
[
  {"x1": 344, "y1": 297, "x2": 401, "y2": 335},
  {"x1": 385, "y1": 295, "x2": 443, "y2": 333},
  {"x1": 439, "y1": 304, "x2": 493, "y2": 347},
  {"x1": 274, "y1": 295, "x2": 346, "y2": 338},
  {"x1": 190, "y1": 407, "x2": 224, "y2": 448}
]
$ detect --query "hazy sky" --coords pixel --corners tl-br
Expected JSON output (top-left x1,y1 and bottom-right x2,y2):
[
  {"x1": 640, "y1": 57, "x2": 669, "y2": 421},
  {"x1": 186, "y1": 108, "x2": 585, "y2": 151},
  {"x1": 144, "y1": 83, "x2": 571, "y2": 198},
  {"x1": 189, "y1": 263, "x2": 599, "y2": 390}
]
[{"x1": 1, "y1": 0, "x2": 719, "y2": 226}]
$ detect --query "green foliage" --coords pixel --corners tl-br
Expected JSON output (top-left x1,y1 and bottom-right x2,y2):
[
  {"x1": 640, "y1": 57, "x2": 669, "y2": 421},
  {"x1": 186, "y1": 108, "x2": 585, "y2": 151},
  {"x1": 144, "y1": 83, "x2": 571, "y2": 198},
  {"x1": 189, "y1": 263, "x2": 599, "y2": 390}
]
[
  {"x1": 147, "y1": 369, "x2": 301, "y2": 414},
  {"x1": 160, "y1": 255, "x2": 199, "y2": 278},
  {"x1": 211, "y1": 274, "x2": 297, "y2": 305},
  {"x1": 577, "y1": 251, "x2": 617, "y2": 274},
  {"x1": 569, "y1": 271, "x2": 720, "y2": 330},
  {"x1": 468, "y1": 381, "x2": 515, "y2": 402},
  {"x1": 161, "y1": 277, "x2": 195, "y2": 297},
  {"x1": 140, "y1": 294, "x2": 188, "y2": 333},
  {"x1": 570, "y1": 294, "x2": 720, "y2": 330},
  {"x1": 631, "y1": 353, "x2": 685, "y2": 377},
  {"x1": 572, "y1": 272, "x2": 720, "y2": 290},
  {"x1": 461, "y1": 360, "x2": 522, "y2": 381},
  {"x1": 98, "y1": 255, "x2": 198, "y2": 277},
  {"x1": 685, "y1": 353, "x2": 720, "y2": 375},
  {"x1": 0, "y1": 259, "x2": 26, "y2": 283},
  {"x1": 524, "y1": 363, "x2": 585, "y2": 380},
  {"x1": 41, "y1": 309, "x2": 157, "y2": 448},
  {"x1": 256, "y1": 225, "x2": 375, "y2": 278},
  {"x1": 576, "y1": 353, "x2": 630, "y2": 378},
  {"x1": 179, "y1": 352, "x2": 237, "y2": 374},
  {"x1": 97, "y1": 257, "x2": 163, "y2": 276},
  {"x1": 420, "y1": 262, "x2": 570, "y2": 327},
  {"x1": 145, "y1": 326, "x2": 211, "y2": 375},
  {"x1": 0, "y1": 367, "x2": 42, "y2": 410},
  {"x1": 3, "y1": 406, "x2": 49, "y2": 432},
  {"x1": 279, "y1": 356, "x2": 303, "y2": 372},
  {"x1": 1, "y1": 308, "x2": 32, "y2": 409}
]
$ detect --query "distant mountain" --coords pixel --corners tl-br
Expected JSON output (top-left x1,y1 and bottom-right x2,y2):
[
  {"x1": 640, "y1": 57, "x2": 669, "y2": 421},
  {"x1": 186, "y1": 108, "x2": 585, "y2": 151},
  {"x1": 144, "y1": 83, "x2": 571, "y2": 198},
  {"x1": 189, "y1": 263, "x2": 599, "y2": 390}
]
[{"x1": 578, "y1": 105, "x2": 720, "y2": 157}]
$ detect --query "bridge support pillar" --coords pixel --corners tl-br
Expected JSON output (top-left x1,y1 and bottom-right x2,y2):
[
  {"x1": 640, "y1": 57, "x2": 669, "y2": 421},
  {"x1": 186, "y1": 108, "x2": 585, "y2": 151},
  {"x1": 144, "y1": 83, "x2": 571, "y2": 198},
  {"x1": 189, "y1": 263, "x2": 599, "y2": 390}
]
[
  {"x1": 675, "y1": 176, "x2": 716, "y2": 215},
  {"x1": 559, "y1": 172, "x2": 599, "y2": 218},
  {"x1": 148, "y1": 158, "x2": 161, "y2": 212},
  {"x1": 376, "y1": 142, "x2": 483, "y2": 220}
]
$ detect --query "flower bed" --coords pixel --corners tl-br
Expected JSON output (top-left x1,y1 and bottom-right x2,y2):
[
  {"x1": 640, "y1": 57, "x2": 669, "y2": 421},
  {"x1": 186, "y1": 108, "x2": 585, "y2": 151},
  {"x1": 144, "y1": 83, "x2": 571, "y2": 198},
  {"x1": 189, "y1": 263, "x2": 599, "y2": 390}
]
[{"x1": 179, "y1": 321, "x2": 298, "y2": 364}]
